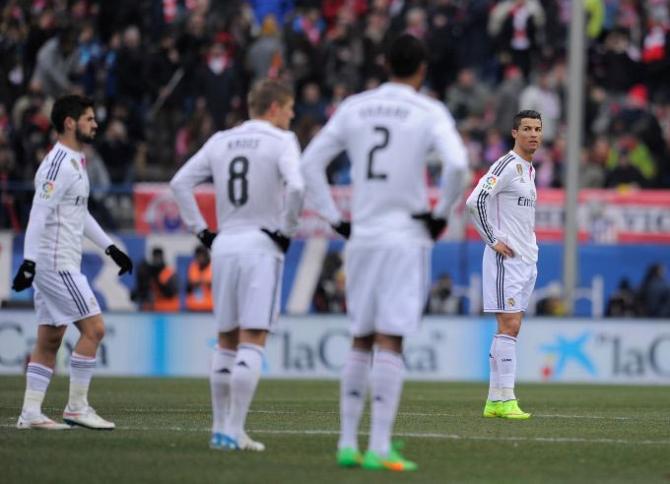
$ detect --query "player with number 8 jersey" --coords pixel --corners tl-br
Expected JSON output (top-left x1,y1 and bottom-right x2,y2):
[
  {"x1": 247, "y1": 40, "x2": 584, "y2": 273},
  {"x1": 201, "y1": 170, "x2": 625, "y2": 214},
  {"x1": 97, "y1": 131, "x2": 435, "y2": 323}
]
[{"x1": 170, "y1": 79, "x2": 304, "y2": 452}]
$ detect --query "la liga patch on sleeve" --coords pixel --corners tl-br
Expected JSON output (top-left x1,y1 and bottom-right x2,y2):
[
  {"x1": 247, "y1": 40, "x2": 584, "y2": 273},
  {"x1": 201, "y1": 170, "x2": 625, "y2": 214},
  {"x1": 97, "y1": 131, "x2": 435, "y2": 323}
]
[
  {"x1": 40, "y1": 181, "x2": 55, "y2": 199},
  {"x1": 482, "y1": 175, "x2": 497, "y2": 191}
]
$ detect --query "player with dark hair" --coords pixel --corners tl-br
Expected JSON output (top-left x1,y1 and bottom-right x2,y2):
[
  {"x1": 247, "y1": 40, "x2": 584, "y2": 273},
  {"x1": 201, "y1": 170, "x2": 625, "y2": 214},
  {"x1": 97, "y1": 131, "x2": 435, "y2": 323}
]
[
  {"x1": 466, "y1": 109, "x2": 543, "y2": 420},
  {"x1": 170, "y1": 79, "x2": 304, "y2": 452},
  {"x1": 302, "y1": 34, "x2": 468, "y2": 471},
  {"x1": 13, "y1": 94, "x2": 133, "y2": 430}
]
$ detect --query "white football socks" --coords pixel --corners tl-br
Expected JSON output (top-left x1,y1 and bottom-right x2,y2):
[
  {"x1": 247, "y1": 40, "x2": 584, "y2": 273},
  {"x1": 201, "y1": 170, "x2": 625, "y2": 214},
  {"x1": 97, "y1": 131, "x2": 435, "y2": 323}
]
[
  {"x1": 210, "y1": 346, "x2": 237, "y2": 433},
  {"x1": 494, "y1": 334, "x2": 518, "y2": 401},
  {"x1": 368, "y1": 350, "x2": 405, "y2": 456},
  {"x1": 68, "y1": 353, "x2": 96, "y2": 410},
  {"x1": 338, "y1": 349, "x2": 372, "y2": 450},
  {"x1": 22, "y1": 363, "x2": 53, "y2": 416},
  {"x1": 487, "y1": 336, "x2": 502, "y2": 401},
  {"x1": 224, "y1": 343, "x2": 264, "y2": 440}
]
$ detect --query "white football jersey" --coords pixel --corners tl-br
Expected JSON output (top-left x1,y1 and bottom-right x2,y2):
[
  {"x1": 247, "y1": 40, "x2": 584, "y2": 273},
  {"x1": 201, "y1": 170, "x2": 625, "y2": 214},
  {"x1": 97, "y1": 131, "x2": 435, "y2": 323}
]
[
  {"x1": 466, "y1": 150, "x2": 538, "y2": 263},
  {"x1": 29, "y1": 142, "x2": 90, "y2": 270},
  {"x1": 301, "y1": 82, "x2": 468, "y2": 244},
  {"x1": 170, "y1": 120, "x2": 305, "y2": 251}
]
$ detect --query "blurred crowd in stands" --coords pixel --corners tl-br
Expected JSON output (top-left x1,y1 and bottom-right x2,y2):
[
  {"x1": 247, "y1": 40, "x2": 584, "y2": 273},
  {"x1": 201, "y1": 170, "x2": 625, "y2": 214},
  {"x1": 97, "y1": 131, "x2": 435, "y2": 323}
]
[{"x1": 2, "y1": 0, "x2": 670, "y2": 231}]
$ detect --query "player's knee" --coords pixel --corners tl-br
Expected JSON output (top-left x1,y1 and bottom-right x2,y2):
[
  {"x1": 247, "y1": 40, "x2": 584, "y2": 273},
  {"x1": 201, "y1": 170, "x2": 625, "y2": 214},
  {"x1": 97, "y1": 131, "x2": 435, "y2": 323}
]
[
  {"x1": 498, "y1": 314, "x2": 522, "y2": 337},
  {"x1": 39, "y1": 335, "x2": 63, "y2": 353},
  {"x1": 352, "y1": 334, "x2": 374, "y2": 351},
  {"x1": 84, "y1": 324, "x2": 105, "y2": 344}
]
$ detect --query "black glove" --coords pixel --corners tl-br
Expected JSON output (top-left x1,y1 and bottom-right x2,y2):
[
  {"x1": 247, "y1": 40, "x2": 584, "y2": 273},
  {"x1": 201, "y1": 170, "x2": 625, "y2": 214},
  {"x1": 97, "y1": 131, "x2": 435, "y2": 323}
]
[
  {"x1": 331, "y1": 221, "x2": 351, "y2": 239},
  {"x1": 261, "y1": 228, "x2": 291, "y2": 254},
  {"x1": 105, "y1": 245, "x2": 133, "y2": 275},
  {"x1": 12, "y1": 259, "x2": 36, "y2": 291},
  {"x1": 412, "y1": 212, "x2": 447, "y2": 241},
  {"x1": 197, "y1": 229, "x2": 217, "y2": 249}
]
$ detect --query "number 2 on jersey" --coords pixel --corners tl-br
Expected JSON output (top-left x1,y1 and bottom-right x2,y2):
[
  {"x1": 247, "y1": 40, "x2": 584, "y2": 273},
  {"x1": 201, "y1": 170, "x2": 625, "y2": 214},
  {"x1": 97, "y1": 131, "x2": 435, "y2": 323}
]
[
  {"x1": 228, "y1": 156, "x2": 249, "y2": 206},
  {"x1": 367, "y1": 126, "x2": 390, "y2": 180}
]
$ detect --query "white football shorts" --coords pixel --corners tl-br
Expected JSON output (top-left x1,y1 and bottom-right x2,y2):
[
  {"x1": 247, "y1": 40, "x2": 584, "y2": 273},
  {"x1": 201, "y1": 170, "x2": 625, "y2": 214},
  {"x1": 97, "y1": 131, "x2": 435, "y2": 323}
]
[
  {"x1": 345, "y1": 243, "x2": 431, "y2": 337},
  {"x1": 34, "y1": 269, "x2": 101, "y2": 326},
  {"x1": 482, "y1": 246, "x2": 537, "y2": 313},
  {"x1": 212, "y1": 252, "x2": 283, "y2": 332}
]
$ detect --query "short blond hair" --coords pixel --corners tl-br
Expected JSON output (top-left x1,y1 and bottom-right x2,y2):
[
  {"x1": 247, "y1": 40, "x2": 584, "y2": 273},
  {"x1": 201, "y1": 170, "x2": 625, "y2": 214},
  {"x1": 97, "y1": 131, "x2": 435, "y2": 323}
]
[{"x1": 247, "y1": 79, "x2": 293, "y2": 117}]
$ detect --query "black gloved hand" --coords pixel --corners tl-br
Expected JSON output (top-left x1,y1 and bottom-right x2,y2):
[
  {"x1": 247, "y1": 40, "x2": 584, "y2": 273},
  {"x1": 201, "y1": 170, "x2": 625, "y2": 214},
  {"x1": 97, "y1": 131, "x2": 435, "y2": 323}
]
[
  {"x1": 261, "y1": 228, "x2": 291, "y2": 254},
  {"x1": 197, "y1": 229, "x2": 217, "y2": 249},
  {"x1": 331, "y1": 221, "x2": 351, "y2": 239},
  {"x1": 411, "y1": 212, "x2": 447, "y2": 241},
  {"x1": 105, "y1": 245, "x2": 133, "y2": 275},
  {"x1": 12, "y1": 259, "x2": 36, "y2": 291}
]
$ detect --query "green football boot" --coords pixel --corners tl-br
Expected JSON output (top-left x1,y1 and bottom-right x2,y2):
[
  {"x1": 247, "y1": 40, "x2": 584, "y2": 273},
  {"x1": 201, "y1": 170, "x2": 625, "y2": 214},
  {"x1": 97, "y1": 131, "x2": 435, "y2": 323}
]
[
  {"x1": 336, "y1": 447, "x2": 363, "y2": 468},
  {"x1": 361, "y1": 442, "x2": 417, "y2": 472},
  {"x1": 483, "y1": 399, "x2": 503, "y2": 418},
  {"x1": 499, "y1": 399, "x2": 531, "y2": 420}
]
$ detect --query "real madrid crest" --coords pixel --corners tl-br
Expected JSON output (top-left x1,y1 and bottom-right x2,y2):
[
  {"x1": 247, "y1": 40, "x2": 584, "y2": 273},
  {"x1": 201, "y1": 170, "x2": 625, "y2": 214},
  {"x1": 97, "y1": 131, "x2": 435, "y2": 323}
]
[
  {"x1": 516, "y1": 164, "x2": 523, "y2": 176},
  {"x1": 507, "y1": 297, "x2": 516, "y2": 307},
  {"x1": 70, "y1": 158, "x2": 79, "y2": 171}
]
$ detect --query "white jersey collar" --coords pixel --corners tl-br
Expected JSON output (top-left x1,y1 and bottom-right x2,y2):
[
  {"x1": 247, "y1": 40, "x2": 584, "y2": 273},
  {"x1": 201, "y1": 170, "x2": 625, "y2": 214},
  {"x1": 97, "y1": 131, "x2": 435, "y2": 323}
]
[
  {"x1": 54, "y1": 141, "x2": 83, "y2": 159},
  {"x1": 242, "y1": 119, "x2": 277, "y2": 130},
  {"x1": 380, "y1": 82, "x2": 418, "y2": 95}
]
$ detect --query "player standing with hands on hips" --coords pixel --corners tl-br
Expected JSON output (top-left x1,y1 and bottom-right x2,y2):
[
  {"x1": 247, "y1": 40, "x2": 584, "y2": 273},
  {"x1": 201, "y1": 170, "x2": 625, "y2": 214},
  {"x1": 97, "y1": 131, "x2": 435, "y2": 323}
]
[
  {"x1": 170, "y1": 79, "x2": 304, "y2": 452},
  {"x1": 465, "y1": 110, "x2": 543, "y2": 420},
  {"x1": 301, "y1": 34, "x2": 468, "y2": 471},
  {"x1": 13, "y1": 95, "x2": 133, "y2": 430}
]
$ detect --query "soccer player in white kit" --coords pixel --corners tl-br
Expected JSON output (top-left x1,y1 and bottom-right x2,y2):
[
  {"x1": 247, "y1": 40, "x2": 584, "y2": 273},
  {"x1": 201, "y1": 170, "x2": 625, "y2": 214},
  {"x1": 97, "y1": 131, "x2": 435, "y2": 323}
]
[
  {"x1": 170, "y1": 79, "x2": 304, "y2": 452},
  {"x1": 12, "y1": 95, "x2": 133, "y2": 430},
  {"x1": 465, "y1": 110, "x2": 543, "y2": 420},
  {"x1": 301, "y1": 34, "x2": 468, "y2": 471}
]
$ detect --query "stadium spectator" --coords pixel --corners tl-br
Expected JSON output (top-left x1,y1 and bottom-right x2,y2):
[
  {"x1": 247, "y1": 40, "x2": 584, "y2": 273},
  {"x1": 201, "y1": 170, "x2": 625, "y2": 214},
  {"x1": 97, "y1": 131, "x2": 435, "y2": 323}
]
[
  {"x1": 245, "y1": 15, "x2": 284, "y2": 82},
  {"x1": 427, "y1": 273, "x2": 465, "y2": 315},
  {"x1": 590, "y1": 28, "x2": 641, "y2": 96},
  {"x1": 312, "y1": 252, "x2": 346, "y2": 314},
  {"x1": 445, "y1": 68, "x2": 490, "y2": 122},
  {"x1": 637, "y1": 263, "x2": 670, "y2": 317},
  {"x1": 605, "y1": 278, "x2": 637, "y2": 317},
  {"x1": 131, "y1": 247, "x2": 179, "y2": 312},
  {"x1": 194, "y1": 39, "x2": 243, "y2": 130},
  {"x1": 494, "y1": 65, "x2": 524, "y2": 136},
  {"x1": 488, "y1": 0, "x2": 546, "y2": 79},
  {"x1": 580, "y1": 136, "x2": 608, "y2": 188},
  {"x1": 295, "y1": 81, "x2": 327, "y2": 125},
  {"x1": 519, "y1": 67, "x2": 562, "y2": 144},
  {"x1": 535, "y1": 283, "x2": 567, "y2": 316},
  {"x1": 83, "y1": 145, "x2": 116, "y2": 230},
  {"x1": 605, "y1": 134, "x2": 654, "y2": 187},
  {"x1": 31, "y1": 25, "x2": 79, "y2": 99},
  {"x1": 185, "y1": 245, "x2": 213, "y2": 312},
  {"x1": 96, "y1": 118, "x2": 135, "y2": 187}
]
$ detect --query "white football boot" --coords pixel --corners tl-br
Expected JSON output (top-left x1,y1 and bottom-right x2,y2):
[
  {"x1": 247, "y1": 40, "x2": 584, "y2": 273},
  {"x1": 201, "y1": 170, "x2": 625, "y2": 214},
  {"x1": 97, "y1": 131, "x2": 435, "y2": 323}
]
[
  {"x1": 239, "y1": 432, "x2": 265, "y2": 451},
  {"x1": 17, "y1": 413, "x2": 72, "y2": 430},
  {"x1": 63, "y1": 405, "x2": 115, "y2": 430}
]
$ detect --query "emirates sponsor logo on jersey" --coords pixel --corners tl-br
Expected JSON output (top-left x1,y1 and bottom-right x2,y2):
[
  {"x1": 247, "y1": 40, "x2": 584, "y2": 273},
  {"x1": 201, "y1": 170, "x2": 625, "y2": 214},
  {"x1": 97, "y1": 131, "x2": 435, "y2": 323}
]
[{"x1": 40, "y1": 181, "x2": 55, "y2": 199}]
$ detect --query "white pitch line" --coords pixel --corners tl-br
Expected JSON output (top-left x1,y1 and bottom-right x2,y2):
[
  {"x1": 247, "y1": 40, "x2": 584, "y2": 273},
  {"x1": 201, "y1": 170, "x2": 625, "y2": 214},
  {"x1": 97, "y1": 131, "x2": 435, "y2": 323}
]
[
  {"x1": 4, "y1": 409, "x2": 656, "y2": 421},
  {"x1": 1, "y1": 424, "x2": 668, "y2": 445},
  {"x1": 37, "y1": 408, "x2": 652, "y2": 421}
]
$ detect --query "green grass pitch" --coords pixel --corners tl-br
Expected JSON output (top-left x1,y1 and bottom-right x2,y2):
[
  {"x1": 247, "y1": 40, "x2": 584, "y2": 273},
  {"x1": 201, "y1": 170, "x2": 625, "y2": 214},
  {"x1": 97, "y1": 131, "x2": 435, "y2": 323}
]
[{"x1": 1, "y1": 376, "x2": 669, "y2": 483}]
